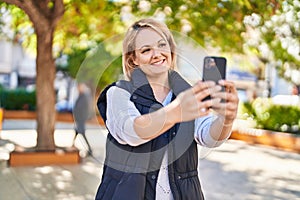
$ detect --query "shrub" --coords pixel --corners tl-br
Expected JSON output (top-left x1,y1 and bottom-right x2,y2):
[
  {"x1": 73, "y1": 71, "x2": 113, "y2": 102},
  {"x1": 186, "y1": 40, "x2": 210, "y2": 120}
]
[
  {"x1": 0, "y1": 87, "x2": 36, "y2": 111},
  {"x1": 240, "y1": 98, "x2": 300, "y2": 134}
]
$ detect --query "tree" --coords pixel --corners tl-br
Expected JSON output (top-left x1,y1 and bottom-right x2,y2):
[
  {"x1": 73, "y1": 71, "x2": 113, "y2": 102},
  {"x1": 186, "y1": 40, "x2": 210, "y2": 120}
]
[
  {"x1": 0, "y1": 0, "x2": 284, "y2": 151},
  {"x1": 0, "y1": 0, "x2": 124, "y2": 152},
  {"x1": 0, "y1": 0, "x2": 123, "y2": 151},
  {"x1": 243, "y1": 0, "x2": 300, "y2": 85},
  {"x1": 60, "y1": 0, "x2": 280, "y2": 90},
  {"x1": 122, "y1": 0, "x2": 279, "y2": 52},
  {"x1": 1, "y1": 0, "x2": 64, "y2": 150}
]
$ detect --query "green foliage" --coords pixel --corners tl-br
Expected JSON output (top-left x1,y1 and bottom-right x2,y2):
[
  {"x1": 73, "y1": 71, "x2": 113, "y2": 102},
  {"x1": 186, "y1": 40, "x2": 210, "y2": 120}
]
[
  {"x1": 63, "y1": 40, "x2": 122, "y2": 89},
  {"x1": 56, "y1": 0, "x2": 121, "y2": 54},
  {"x1": 2, "y1": 0, "x2": 296, "y2": 88},
  {"x1": 0, "y1": 87, "x2": 36, "y2": 110},
  {"x1": 0, "y1": 2, "x2": 33, "y2": 50},
  {"x1": 240, "y1": 98, "x2": 300, "y2": 134},
  {"x1": 262, "y1": 105, "x2": 300, "y2": 133},
  {"x1": 64, "y1": 47, "x2": 90, "y2": 78},
  {"x1": 135, "y1": 0, "x2": 277, "y2": 52},
  {"x1": 244, "y1": 0, "x2": 300, "y2": 85},
  {"x1": 97, "y1": 55, "x2": 122, "y2": 89}
]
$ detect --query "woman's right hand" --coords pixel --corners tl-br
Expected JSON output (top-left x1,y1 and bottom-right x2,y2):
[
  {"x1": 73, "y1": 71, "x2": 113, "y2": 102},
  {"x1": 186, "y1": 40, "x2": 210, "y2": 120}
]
[{"x1": 172, "y1": 81, "x2": 222, "y2": 122}]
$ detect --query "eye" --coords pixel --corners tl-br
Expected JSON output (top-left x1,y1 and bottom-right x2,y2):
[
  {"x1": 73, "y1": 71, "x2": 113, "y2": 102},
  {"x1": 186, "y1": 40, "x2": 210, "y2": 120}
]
[
  {"x1": 158, "y1": 42, "x2": 167, "y2": 48},
  {"x1": 141, "y1": 48, "x2": 151, "y2": 54}
]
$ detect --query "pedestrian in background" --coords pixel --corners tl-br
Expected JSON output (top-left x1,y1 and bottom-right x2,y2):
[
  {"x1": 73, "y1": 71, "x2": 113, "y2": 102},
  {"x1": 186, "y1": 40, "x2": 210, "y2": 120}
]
[
  {"x1": 96, "y1": 18, "x2": 239, "y2": 199},
  {"x1": 73, "y1": 82, "x2": 93, "y2": 156}
]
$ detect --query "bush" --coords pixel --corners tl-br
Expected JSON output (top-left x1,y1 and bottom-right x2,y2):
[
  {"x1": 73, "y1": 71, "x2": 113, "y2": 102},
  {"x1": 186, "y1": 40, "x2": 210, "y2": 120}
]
[
  {"x1": 240, "y1": 98, "x2": 300, "y2": 134},
  {"x1": 0, "y1": 87, "x2": 36, "y2": 111}
]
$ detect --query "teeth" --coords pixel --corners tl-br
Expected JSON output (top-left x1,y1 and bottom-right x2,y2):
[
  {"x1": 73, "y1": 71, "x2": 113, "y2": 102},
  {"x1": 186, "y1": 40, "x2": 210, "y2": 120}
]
[{"x1": 153, "y1": 60, "x2": 164, "y2": 65}]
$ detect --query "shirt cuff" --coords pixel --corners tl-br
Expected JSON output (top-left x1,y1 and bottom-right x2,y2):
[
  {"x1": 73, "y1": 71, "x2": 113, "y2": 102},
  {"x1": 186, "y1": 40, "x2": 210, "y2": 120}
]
[
  {"x1": 200, "y1": 130, "x2": 231, "y2": 148},
  {"x1": 194, "y1": 114, "x2": 231, "y2": 148}
]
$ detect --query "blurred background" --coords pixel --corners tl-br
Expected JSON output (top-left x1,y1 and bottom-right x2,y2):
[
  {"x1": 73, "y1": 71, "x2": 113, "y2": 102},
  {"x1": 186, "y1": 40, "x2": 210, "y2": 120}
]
[
  {"x1": 0, "y1": 1, "x2": 299, "y2": 133},
  {"x1": 0, "y1": 1, "x2": 299, "y2": 199}
]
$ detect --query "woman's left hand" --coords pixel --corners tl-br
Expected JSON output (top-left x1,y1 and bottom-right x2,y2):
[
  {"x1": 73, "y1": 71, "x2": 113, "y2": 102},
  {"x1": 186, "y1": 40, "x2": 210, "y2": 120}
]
[{"x1": 210, "y1": 80, "x2": 239, "y2": 123}]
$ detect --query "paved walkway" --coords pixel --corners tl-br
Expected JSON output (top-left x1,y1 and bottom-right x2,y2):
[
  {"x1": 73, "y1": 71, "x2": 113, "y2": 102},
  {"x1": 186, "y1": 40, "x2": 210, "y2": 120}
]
[{"x1": 1, "y1": 119, "x2": 300, "y2": 200}]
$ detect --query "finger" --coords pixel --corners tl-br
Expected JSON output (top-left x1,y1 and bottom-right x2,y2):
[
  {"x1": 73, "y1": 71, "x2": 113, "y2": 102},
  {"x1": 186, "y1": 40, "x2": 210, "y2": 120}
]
[
  {"x1": 203, "y1": 97, "x2": 221, "y2": 107},
  {"x1": 213, "y1": 107, "x2": 234, "y2": 119},
  {"x1": 218, "y1": 80, "x2": 237, "y2": 94},
  {"x1": 211, "y1": 89, "x2": 239, "y2": 103},
  {"x1": 213, "y1": 101, "x2": 236, "y2": 110},
  {"x1": 218, "y1": 80, "x2": 235, "y2": 87},
  {"x1": 211, "y1": 103, "x2": 237, "y2": 119},
  {"x1": 192, "y1": 81, "x2": 216, "y2": 94},
  {"x1": 198, "y1": 107, "x2": 210, "y2": 116},
  {"x1": 213, "y1": 97, "x2": 238, "y2": 114},
  {"x1": 195, "y1": 85, "x2": 222, "y2": 101}
]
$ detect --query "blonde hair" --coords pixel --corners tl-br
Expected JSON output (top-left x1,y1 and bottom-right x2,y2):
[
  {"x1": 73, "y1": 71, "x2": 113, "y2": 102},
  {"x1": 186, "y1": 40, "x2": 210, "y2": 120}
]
[{"x1": 122, "y1": 18, "x2": 177, "y2": 80}]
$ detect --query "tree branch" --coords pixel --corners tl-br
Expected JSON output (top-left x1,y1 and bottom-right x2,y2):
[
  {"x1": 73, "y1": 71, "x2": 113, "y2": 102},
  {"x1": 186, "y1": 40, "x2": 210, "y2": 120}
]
[
  {"x1": 3, "y1": 0, "x2": 64, "y2": 32},
  {"x1": 52, "y1": 0, "x2": 64, "y2": 27},
  {"x1": 32, "y1": 0, "x2": 52, "y2": 18},
  {"x1": 2, "y1": 0, "x2": 48, "y2": 30}
]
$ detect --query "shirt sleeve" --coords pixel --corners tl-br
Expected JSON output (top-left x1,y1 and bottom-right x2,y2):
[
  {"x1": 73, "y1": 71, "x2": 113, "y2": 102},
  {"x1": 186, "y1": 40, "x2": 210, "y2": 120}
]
[
  {"x1": 194, "y1": 114, "x2": 230, "y2": 148},
  {"x1": 106, "y1": 86, "x2": 150, "y2": 146}
]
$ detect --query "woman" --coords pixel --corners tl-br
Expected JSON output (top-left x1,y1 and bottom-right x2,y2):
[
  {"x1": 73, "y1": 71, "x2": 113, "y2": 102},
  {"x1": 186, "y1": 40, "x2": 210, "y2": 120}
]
[{"x1": 96, "y1": 18, "x2": 239, "y2": 200}]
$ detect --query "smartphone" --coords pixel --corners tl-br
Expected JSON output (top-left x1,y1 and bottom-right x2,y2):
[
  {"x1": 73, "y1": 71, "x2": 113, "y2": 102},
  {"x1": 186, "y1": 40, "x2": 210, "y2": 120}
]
[{"x1": 202, "y1": 56, "x2": 227, "y2": 101}]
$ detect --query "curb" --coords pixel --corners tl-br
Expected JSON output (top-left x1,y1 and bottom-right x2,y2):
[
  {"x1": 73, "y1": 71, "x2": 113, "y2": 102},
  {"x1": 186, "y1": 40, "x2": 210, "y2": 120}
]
[{"x1": 230, "y1": 128, "x2": 300, "y2": 153}]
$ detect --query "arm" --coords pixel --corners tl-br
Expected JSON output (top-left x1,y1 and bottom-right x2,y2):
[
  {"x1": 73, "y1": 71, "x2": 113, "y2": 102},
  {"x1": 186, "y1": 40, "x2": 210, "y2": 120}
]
[
  {"x1": 208, "y1": 80, "x2": 239, "y2": 142},
  {"x1": 107, "y1": 81, "x2": 222, "y2": 145},
  {"x1": 194, "y1": 80, "x2": 239, "y2": 147},
  {"x1": 133, "y1": 98, "x2": 181, "y2": 140},
  {"x1": 195, "y1": 114, "x2": 233, "y2": 148},
  {"x1": 134, "y1": 81, "x2": 220, "y2": 140},
  {"x1": 106, "y1": 86, "x2": 183, "y2": 145},
  {"x1": 106, "y1": 86, "x2": 149, "y2": 146}
]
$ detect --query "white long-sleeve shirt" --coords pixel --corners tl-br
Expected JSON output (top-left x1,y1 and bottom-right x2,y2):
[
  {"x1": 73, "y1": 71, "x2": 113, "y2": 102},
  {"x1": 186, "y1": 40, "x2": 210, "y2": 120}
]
[{"x1": 105, "y1": 86, "x2": 229, "y2": 199}]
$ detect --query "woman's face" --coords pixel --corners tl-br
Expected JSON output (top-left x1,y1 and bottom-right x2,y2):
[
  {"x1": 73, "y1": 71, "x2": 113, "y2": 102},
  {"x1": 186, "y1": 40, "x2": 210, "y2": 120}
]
[{"x1": 133, "y1": 28, "x2": 172, "y2": 78}]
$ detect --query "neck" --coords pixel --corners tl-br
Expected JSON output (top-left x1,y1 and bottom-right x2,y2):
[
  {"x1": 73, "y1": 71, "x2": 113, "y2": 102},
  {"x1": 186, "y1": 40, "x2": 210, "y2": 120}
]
[
  {"x1": 147, "y1": 71, "x2": 169, "y2": 86},
  {"x1": 147, "y1": 73, "x2": 170, "y2": 103}
]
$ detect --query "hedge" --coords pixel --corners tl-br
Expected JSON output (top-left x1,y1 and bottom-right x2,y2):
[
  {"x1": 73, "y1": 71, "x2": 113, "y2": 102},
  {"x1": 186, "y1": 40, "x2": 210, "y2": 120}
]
[
  {"x1": 0, "y1": 87, "x2": 36, "y2": 111},
  {"x1": 240, "y1": 98, "x2": 300, "y2": 135}
]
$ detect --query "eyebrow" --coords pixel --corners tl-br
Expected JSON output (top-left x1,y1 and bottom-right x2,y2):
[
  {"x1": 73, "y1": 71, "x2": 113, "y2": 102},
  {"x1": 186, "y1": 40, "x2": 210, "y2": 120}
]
[{"x1": 138, "y1": 39, "x2": 166, "y2": 50}]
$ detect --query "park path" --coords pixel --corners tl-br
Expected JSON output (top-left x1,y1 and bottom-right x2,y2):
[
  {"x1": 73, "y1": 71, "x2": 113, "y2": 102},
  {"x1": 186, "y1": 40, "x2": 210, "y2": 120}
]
[{"x1": 0, "y1": 119, "x2": 300, "y2": 200}]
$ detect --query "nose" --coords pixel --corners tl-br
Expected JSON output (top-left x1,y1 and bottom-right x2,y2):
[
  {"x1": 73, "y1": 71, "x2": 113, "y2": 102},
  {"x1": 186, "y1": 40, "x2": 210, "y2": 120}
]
[{"x1": 152, "y1": 48, "x2": 162, "y2": 58}]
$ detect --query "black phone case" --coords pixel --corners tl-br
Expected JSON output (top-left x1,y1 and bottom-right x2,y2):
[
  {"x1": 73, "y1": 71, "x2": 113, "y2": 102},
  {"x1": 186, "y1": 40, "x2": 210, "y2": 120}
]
[{"x1": 202, "y1": 56, "x2": 227, "y2": 101}]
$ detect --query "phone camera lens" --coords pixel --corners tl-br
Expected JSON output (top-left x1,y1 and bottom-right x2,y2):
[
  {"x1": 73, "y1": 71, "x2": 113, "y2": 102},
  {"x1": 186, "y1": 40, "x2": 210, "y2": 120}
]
[{"x1": 205, "y1": 58, "x2": 216, "y2": 69}]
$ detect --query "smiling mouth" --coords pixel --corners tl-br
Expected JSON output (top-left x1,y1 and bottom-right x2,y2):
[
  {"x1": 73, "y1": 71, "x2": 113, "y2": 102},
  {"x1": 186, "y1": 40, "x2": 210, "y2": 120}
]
[{"x1": 152, "y1": 59, "x2": 165, "y2": 66}]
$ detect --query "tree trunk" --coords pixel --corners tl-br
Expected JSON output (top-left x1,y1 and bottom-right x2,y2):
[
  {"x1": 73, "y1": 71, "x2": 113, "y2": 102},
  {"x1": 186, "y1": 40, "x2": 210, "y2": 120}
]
[
  {"x1": 35, "y1": 28, "x2": 56, "y2": 151},
  {"x1": 2, "y1": 0, "x2": 65, "y2": 151}
]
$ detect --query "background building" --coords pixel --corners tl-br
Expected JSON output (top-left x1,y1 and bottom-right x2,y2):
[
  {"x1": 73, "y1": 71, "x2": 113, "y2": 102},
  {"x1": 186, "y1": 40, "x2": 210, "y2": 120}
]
[{"x1": 0, "y1": 37, "x2": 35, "y2": 89}]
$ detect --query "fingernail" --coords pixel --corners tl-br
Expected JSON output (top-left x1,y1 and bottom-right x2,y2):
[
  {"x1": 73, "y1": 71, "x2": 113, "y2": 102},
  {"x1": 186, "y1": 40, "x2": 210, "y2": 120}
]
[
  {"x1": 218, "y1": 80, "x2": 225, "y2": 84},
  {"x1": 200, "y1": 108, "x2": 207, "y2": 113},
  {"x1": 216, "y1": 85, "x2": 222, "y2": 91},
  {"x1": 212, "y1": 98, "x2": 221, "y2": 103},
  {"x1": 208, "y1": 81, "x2": 216, "y2": 86}
]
